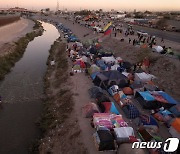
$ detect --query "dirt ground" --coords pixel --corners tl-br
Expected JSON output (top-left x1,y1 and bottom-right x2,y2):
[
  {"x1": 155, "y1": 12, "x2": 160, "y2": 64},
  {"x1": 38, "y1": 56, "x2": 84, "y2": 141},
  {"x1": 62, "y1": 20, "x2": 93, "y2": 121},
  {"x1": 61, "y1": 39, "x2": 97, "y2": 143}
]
[{"x1": 0, "y1": 18, "x2": 34, "y2": 56}]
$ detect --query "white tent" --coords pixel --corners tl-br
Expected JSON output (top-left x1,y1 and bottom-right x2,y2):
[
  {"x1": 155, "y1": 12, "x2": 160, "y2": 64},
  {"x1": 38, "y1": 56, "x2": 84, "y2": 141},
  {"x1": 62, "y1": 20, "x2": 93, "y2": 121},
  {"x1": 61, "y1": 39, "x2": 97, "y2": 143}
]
[
  {"x1": 101, "y1": 56, "x2": 117, "y2": 64},
  {"x1": 152, "y1": 46, "x2": 163, "y2": 53},
  {"x1": 135, "y1": 72, "x2": 156, "y2": 83},
  {"x1": 114, "y1": 127, "x2": 135, "y2": 139}
]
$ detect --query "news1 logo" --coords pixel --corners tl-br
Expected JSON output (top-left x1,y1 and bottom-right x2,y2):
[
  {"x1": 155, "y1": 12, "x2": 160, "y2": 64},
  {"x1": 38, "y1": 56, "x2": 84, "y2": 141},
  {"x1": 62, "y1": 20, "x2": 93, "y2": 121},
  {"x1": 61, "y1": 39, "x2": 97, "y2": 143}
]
[
  {"x1": 163, "y1": 138, "x2": 179, "y2": 152},
  {"x1": 132, "y1": 138, "x2": 179, "y2": 152}
]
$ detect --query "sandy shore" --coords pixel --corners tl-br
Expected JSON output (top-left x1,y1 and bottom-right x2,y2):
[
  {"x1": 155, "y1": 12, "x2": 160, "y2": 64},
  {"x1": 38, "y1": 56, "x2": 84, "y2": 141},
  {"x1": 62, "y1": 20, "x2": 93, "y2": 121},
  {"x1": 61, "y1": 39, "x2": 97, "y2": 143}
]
[{"x1": 0, "y1": 18, "x2": 34, "y2": 53}]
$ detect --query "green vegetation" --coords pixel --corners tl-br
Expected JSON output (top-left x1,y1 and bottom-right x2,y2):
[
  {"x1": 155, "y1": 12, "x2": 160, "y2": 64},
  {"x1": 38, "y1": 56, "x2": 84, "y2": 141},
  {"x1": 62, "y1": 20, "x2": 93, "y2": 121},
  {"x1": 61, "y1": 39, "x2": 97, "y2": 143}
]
[
  {"x1": 40, "y1": 38, "x2": 72, "y2": 133},
  {"x1": 0, "y1": 20, "x2": 43, "y2": 80}
]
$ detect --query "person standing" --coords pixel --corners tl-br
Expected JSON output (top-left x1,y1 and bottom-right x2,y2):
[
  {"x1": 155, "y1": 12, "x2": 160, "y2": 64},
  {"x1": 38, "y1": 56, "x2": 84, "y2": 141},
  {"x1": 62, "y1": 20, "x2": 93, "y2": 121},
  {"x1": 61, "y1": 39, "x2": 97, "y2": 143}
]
[
  {"x1": 129, "y1": 38, "x2": 131, "y2": 44},
  {"x1": 161, "y1": 37, "x2": 164, "y2": 43},
  {"x1": 133, "y1": 39, "x2": 135, "y2": 45}
]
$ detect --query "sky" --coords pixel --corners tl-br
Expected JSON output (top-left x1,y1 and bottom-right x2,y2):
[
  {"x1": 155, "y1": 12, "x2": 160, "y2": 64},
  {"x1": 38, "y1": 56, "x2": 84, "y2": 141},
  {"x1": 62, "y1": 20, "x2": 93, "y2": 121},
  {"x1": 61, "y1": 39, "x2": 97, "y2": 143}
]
[{"x1": 0, "y1": 0, "x2": 180, "y2": 11}]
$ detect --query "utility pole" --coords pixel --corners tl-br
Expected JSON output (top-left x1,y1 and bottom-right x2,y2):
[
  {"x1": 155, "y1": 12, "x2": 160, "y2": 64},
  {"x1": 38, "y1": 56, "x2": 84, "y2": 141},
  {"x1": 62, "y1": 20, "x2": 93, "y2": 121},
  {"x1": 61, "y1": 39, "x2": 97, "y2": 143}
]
[{"x1": 56, "y1": 0, "x2": 59, "y2": 12}]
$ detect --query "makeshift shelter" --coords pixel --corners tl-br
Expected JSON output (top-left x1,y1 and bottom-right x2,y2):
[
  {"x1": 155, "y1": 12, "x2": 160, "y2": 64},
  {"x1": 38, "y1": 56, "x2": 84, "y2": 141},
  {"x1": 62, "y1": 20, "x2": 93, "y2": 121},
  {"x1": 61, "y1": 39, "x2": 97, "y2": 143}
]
[
  {"x1": 88, "y1": 46, "x2": 98, "y2": 54},
  {"x1": 96, "y1": 59, "x2": 107, "y2": 70},
  {"x1": 90, "y1": 72, "x2": 100, "y2": 80},
  {"x1": 82, "y1": 103, "x2": 100, "y2": 118},
  {"x1": 135, "y1": 91, "x2": 160, "y2": 109},
  {"x1": 169, "y1": 118, "x2": 180, "y2": 139},
  {"x1": 152, "y1": 46, "x2": 163, "y2": 53},
  {"x1": 96, "y1": 93, "x2": 111, "y2": 104},
  {"x1": 98, "y1": 70, "x2": 129, "y2": 89},
  {"x1": 135, "y1": 72, "x2": 156, "y2": 83},
  {"x1": 93, "y1": 126, "x2": 115, "y2": 151},
  {"x1": 93, "y1": 73, "x2": 109, "y2": 89},
  {"x1": 101, "y1": 102, "x2": 120, "y2": 115},
  {"x1": 111, "y1": 64, "x2": 120, "y2": 71},
  {"x1": 169, "y1": 104, "x2": 180, "y2": 117},
  {"x1": 114, "y1": 127, "x2": 136, "y2": 144},
  {"x1": 122, "y1": 104, "x2": 140, "y2": 119},
  {"x1": 88, "y1": 86, "x2": 103, "y2": 98},
  {"x1": 88, "y1": 64, "x2": 100, "y2": 75},
  {"x1": 101, "y1": 56, "x2": 117, "y2": 64},
  {"x1": 150, "y1": 91, "x2": 178, "y2": 108}
]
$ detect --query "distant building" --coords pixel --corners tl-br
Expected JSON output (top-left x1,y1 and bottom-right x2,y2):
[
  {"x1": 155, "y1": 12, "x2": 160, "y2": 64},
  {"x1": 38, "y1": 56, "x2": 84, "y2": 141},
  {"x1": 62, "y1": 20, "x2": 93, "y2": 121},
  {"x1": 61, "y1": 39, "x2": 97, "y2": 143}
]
[{"x1": 0, "y1": 7, "x2": 38, "y2": 14}]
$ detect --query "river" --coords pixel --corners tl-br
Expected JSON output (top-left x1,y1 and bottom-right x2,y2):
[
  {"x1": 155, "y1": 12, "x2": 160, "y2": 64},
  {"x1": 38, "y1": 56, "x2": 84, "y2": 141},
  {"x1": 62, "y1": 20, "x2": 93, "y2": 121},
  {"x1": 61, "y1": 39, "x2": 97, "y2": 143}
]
[{"x1": 0, "y1": 21, "x2": 59, "y2": 154}]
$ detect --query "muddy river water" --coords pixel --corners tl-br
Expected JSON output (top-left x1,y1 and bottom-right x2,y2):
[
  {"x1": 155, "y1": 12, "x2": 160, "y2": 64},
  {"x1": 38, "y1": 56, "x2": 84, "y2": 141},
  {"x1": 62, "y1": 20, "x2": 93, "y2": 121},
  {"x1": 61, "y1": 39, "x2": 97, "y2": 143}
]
[{"x1": 0, "y1": 22, "x2": 59, "y2": 153}]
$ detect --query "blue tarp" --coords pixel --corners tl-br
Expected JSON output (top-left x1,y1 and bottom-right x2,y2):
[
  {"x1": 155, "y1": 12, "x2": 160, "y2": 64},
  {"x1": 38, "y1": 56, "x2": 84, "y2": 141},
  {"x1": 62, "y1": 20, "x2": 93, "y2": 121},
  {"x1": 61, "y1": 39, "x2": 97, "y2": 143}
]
[
  {"x1": 91, "y1": 72, "x2": 100, "y2": 80},
  {"x1": 96, "y1": 60, "x2": 107, "y2": 70},
  {"x1": 139, "y1": 91, "x2": 155, "y2": 101},
  {"x1": 158, "y1": 91, "x2": 178, "y2": 105}
]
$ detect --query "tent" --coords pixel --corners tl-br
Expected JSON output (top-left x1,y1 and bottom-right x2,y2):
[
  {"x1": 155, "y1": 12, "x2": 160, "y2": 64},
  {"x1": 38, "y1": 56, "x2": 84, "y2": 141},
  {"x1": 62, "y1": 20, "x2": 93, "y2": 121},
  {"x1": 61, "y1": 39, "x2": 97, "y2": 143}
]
[
  {"x1": 90, "y1": 72, "x2": 100, "y2": 80},
  {"x1": 150, "y1": 91, "x2": 178, "y2": 108},
  {"x1": 93, "y1": 126, "x2": 115, "y2": 151},
  {"x1": 135, "y1": 72, "x2": 156, "y2": 83},
  {"x1": 135, "y1": 91, "x2": 160, "y2": 109},
  {"x1": 114, "y1": 127, "x2": 136, "y2": 143},
  {"x1": 111, "y1": 64, "x2": 120, "y2": 71},
  {"x1": 169, "y1": 118, "x2": 180, "y2": 139},
  {"x1": 96, "y1": 59, "x2": 107, "y2": 70},
  {"x1": 93, "y1": 73, "x2": 109, "y2": 89},
  {"x1": 82, "y1": 103, "x2": 100, "y2": 118},
  {"x1": 152, "y1": 46, "x2": 163, "y2": 53},
  {"x1": 101, "y1": 56, "x2": 117, "y2": 63},
  {"x1": 88, "y1": 86, "x2": 103, "y2": 98},
  {"x1": 169, "y1": 104, "x2": 180, "y2": 117},
  {"x1": 122, "y1": 104, "x2": 140, "y2": 119},
  {"x1": 96, "y1": 93, "x2": 111, "y2": 104},
  {"x1": 88, "y1": 64, "x2": 100, "y2": 75},
  {"x1": 102, "y1": 70, "x2": 129, "y2": 88},
  {"x1": 101, "y1": 102, "x2": 120, "y2": 115}
]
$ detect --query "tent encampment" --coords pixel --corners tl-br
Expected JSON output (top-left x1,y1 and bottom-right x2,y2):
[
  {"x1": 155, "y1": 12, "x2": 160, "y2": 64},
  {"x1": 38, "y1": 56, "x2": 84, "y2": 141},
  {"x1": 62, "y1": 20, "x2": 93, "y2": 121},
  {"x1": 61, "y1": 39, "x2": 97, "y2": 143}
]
[
  {"x1": 122, "y1": 104, "x2": 140, "y2": 119},
  {"x1": 101, "y1": 102, "x2": 120, "y2": 115}
]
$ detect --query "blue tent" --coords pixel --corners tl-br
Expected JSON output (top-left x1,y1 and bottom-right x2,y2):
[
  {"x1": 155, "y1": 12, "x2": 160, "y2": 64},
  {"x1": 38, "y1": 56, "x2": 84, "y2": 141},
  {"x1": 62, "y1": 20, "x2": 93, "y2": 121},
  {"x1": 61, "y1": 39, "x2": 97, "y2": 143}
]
[
  {"x1": 96, "y1": 60, "x2": 107, "y2": 70},
  {"x1": 139, "y1": 91, "x2": 155, "y2": 101},
  {"x1": 91, "y1": 72, "x2": 100, "y2": 80}
]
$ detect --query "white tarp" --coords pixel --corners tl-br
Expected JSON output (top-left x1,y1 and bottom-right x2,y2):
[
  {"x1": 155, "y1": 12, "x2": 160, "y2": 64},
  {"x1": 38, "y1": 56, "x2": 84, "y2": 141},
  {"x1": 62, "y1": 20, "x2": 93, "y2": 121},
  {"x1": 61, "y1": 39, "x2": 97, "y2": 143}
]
[
  {"x1": 114, "y1": 127, "x2": 134, "y2": 138},
  {"x1": 152, "y1": 46, "x2": 163, "y2": 53},
  {"x1": 111, "y1": 64, "x2": 120, "y2": 70},
  {"x1": 135, "y1": 72, "x2": 156, "y2": 83},
  {"x1": 102, "y1": 56, "x2": 117, "y2": 64}
]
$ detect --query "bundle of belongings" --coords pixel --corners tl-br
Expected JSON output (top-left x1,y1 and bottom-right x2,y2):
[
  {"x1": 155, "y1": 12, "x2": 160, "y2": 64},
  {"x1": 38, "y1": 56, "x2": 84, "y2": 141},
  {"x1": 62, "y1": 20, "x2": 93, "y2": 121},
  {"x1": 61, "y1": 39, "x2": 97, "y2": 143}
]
[
  {"x1": 114, "y1": 127, "x2": 138, "y2": 144},
  {"x1": 100, "y1": 102, "x2": 120, "y2": 115},
  {"x1": 93, "y1": 126, "x2": 116, "y2": 151},
  {"x1": 82, "y1": 102, "x2": 100, "y2": 118}
]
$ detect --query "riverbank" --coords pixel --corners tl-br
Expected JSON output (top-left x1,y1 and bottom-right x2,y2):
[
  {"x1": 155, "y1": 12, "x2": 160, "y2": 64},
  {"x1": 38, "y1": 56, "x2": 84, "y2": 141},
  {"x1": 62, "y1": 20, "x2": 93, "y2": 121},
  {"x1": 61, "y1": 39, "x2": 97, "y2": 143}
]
[
  {"x1": 0, "y1": 15, "x2": 20, "y2": 27},
  {"x1": 39, "y1": 37, "x2": 87, "y2": 153},
  {"x1": 0, "y1": 20, "x2": 43, "y2": 80}
]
